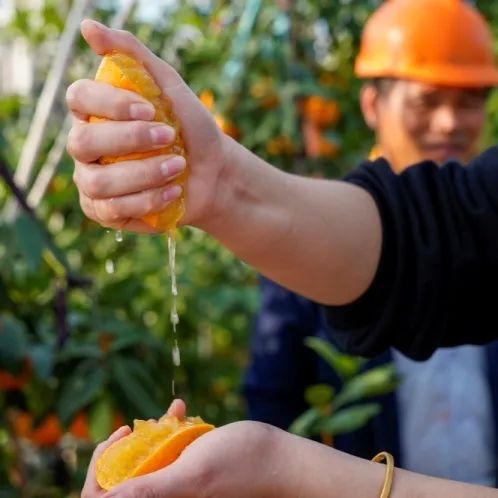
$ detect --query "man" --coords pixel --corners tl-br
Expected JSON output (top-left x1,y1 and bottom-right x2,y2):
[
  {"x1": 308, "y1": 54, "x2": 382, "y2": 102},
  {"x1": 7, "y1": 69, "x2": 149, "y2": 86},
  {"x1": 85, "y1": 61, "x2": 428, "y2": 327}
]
[
  {"x1": 68, "y1": 2, "x2": 498, "y2": 495},
  {"x1": 244, "y1": 0, "x2": 498, "y2": 486}
]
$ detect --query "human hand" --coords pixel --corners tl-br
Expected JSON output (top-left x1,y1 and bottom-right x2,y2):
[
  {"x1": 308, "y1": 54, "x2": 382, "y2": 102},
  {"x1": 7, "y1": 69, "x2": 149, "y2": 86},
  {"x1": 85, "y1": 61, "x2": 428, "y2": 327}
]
[
  {"x1": 67, "y1": 20, "x2": 235, "y2": 233},
  {"x1": 101, "y1": 421, "x2": 282, "y2": 498},
  {"x1": 82, "y1": 400, "x2": 284, "y2": 498},
  {"x1": 81, "y1": 399, "x2": 186, "y2": 498}
]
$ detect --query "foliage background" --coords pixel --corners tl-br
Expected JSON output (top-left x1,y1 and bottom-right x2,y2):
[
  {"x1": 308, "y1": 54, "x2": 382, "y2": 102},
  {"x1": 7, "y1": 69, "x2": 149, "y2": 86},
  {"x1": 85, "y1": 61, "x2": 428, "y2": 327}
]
[{"x1": 0, "y1": 0, "x2": 497, "y2": 495}]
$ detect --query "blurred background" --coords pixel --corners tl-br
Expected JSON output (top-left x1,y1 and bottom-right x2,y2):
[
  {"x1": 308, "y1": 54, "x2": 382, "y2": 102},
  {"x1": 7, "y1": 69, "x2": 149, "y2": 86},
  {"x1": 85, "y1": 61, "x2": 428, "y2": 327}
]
[{"x1": 0, "y1": 0, "x2": 497, "y2": 496}]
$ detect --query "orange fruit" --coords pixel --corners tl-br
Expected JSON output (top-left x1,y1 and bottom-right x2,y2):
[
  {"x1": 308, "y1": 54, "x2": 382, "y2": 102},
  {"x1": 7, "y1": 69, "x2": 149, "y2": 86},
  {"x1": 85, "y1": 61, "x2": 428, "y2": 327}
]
[
  {"x1": 265, "y1": 135, "x2": 295, "y2": 156},
  {"x1": 96, "y1": 415, "x2": 214, "y2": 491},
  {"x1": 0, "y1": 359, "x2": 30, "y2": 391},
  {"x1": 301, "y1": 96, "x2": 340, "y2": 128},
  {"x1": 302, "y1": 120, "x2": 340, "y2": 158},
  {"x1": 199, "y1": 89, "x2": 214, "y2": 110},
  {"x1": 213, "y1": 114, "x2": 239, "y2": 139},
  {"x1": 90, "y1": 51, "x2": 188, "y2": 232},
  {"x1": 13, "y1": 412, "x2": 63, "y2": 447}
]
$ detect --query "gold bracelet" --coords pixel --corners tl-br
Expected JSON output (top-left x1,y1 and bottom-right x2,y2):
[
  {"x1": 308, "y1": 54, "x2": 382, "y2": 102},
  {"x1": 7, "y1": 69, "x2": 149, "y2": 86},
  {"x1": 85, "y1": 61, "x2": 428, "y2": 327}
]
[{"x1": 372, "y1": 451, "x2": 394, "y2": 498}]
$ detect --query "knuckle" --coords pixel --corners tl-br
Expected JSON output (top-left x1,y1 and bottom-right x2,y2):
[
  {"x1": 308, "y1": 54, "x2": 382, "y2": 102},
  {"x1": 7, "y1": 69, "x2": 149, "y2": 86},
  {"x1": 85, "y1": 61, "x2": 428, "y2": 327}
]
[
  {"x1": 117, "y1": 95, "x2": 133, "y2": 118},
  {"x1": 119, "y1": 29, "x2": 137, "y2": 45},
  {"x1": 65, "y1": 79, "x2": 87, "y2": 108},
  {"x1": 144, "y1": 158, "x2": 163, "y2": 186},
  {"x1": 128, "y1": 121, "x2": 150, "y2": 149},
  {"x1": 144, "y1": 191, "x2": 159, "y2": 214},
  {"x1": 72, "y1": 167, "x2": 79, "y2": 186},
  {"x1": 67, "y1": 125, "x2": 90, "y2": 159},
  {"x1": 102, "y1": 199, "x2": 122, "y2": 222},
  {"x1": 85, "y1": 170, "x2": 106, "y2": 198}
]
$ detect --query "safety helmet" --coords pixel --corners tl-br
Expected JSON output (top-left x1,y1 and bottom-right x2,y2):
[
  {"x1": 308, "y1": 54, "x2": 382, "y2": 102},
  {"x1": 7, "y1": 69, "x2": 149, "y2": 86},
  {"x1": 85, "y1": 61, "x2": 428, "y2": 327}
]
[{"x1": 355, "y1": 0, "x2": 498, "y2": 87}]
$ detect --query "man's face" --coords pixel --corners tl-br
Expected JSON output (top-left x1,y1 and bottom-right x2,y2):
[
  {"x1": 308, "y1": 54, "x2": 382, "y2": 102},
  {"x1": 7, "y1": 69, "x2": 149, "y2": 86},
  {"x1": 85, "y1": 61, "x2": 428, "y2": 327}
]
[{"x1": 367, "y1": 80, "x2": 488, "y2": 172}]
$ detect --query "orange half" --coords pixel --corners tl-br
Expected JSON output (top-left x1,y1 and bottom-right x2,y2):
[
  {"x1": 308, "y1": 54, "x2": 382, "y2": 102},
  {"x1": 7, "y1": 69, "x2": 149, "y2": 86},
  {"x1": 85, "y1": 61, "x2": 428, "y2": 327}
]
[
  {"x1": 90, "y1": 51, "x2": 188, "y2": 231},
  {"x1": 96, "y1": 415, "x2": 214, "y2": 491}
]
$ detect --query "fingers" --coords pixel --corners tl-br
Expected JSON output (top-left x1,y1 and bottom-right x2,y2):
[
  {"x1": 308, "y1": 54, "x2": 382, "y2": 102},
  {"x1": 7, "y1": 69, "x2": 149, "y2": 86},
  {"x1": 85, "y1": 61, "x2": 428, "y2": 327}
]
[
  {"x1": 66, "y1": 79, "x2": 156, "y2": 122},
  {"x1": 166, "y1": 399, "x2": 187, "y2": 419},
  {"x1": 102, "y1": 472, "x2": 167, "y2": 498},
  {"x1": 67, "y1": 120, "x2": 176, "y2": 164},
  {"x1": 78, "y1": 182, "x2": 182, "y2": 229},
  {"x1": 73, "y1": 155, "x2": 186, "y2": 199},
  {"x1": 81, "y1": 20, "x2": 184, "y2": 90},
  {"x1": 81, "y1": 425, "x2": 132, "y2": 498}
]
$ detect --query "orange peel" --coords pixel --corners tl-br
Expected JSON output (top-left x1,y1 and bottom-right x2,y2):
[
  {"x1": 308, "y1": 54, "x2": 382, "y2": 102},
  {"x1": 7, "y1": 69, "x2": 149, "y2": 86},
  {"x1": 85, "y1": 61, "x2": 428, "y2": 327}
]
[{"x1": 96, "y1": 415, "x2": 214, "y2": 491}]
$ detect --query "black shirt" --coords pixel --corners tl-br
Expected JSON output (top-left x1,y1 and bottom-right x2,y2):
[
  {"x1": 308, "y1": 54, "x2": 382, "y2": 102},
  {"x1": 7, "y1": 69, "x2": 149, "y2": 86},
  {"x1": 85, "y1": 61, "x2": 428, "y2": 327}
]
[{"x1": 325, "y1": 146, "x2": 498, "y2": 360}]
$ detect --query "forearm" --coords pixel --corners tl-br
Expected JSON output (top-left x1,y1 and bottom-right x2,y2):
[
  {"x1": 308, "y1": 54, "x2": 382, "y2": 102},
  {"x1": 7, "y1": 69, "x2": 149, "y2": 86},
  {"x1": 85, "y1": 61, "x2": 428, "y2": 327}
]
[
  {"x1": 273, "y1": 431, "x2": 498, "y2": 498},
  {"x1": 199, "y1": 138, "x2": 382, "y2": 305}
]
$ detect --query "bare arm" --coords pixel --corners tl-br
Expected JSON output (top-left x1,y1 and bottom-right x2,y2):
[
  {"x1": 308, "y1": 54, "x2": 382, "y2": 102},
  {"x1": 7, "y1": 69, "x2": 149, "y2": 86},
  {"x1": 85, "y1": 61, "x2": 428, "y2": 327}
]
[
  {"x1": 201, "y1": 138, "x2": 382, "y2": 305},
  {"x1": 277, "y1": 428, "x2": 498, "y2": 498},
  {"x1": 68, "y1": 21, "x2": 382, "y2": 307},
  {"x1": 84, "y1": 419, "x2": 498, "y2": 498}
]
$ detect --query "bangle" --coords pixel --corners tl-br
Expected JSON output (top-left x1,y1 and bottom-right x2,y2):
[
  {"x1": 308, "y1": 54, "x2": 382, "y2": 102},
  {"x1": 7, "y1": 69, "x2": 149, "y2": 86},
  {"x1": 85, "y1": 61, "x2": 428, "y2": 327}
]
[{"x1": 371, "y1": 451, "x2": 394, "y2": 498}]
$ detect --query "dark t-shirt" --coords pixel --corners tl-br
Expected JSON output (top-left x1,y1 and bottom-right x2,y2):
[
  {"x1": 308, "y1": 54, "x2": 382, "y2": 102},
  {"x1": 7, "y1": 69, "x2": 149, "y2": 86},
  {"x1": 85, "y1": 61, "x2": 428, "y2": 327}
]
[{"x1": 325, "y1": 146, "x2": 498, "y2": 360}]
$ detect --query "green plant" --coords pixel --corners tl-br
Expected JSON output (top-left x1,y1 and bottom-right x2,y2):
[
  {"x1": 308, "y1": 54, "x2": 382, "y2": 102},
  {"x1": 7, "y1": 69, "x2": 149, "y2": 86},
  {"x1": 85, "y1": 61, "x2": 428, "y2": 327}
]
[{"x1": 289, "y1": 338, "x2": 398, "y2": 439}]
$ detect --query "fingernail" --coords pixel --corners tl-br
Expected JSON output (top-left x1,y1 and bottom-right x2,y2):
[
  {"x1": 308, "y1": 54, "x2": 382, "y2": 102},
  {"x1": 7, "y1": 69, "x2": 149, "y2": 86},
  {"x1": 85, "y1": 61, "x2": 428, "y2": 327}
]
[
  {"x1": 150, "y1": 125, "x2": 175, "y2": 145},
  {"x1": 130, "y1": 103, "x2": 155, "y2": 120},
  {"x1": 163, "y1": 185, "x2": 182, "y2": 202},
  {"x1": 161, "y1": 156, "x2": 186, "y2": 177}
]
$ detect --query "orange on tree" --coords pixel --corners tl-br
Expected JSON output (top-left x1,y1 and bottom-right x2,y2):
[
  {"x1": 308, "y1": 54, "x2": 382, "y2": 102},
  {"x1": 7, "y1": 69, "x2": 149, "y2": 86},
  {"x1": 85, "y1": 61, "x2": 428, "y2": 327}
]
[
  {"x1": 12, "y1": 410, "x2": 126, "y2": 447},
  {"x1": 265, "y1": 135, "x2": 295, "y2": 156},
  {"x1": 198, "y1": 89, "x2": 214, "y2": 110},
  {"x1": 91, "y1": 52, "x2": 188, "y2": 231},
  {"x1": 0, "y1": 359, "x2": 31, "y2": 391},
  {"x1": 213, "y1": 113, "x2": 239, "y2": 139},
  {"x1": 198, "y1": 89, "x2": 239, "y2": 139},
  {"x1": 302, "y1": 120, "x2": 339, "y2": 159},
  {"x1": 13, "y1": 412, "x2": 62, "y2": 447},
  {"x1": 300, "y1": 96, "x2": 340, "y2": 128},
  {"x1": 96, "y1": 415, "x2": 214, "y2": 491}
]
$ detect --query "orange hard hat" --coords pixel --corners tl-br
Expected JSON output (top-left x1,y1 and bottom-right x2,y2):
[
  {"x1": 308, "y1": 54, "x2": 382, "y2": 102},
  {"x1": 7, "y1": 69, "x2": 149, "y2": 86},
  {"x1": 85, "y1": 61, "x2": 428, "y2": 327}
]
[{"x1": 355, "y1": 0, "x2": 498, "y2": 88}]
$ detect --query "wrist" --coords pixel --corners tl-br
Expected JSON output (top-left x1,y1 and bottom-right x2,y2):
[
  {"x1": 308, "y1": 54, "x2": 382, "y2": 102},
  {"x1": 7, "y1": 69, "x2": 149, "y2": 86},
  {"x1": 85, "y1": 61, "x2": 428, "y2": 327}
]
[
  {"x1": 192, "y1": 134, "x2": 239, "y2": 234},
  {"x1": 194, "y1": 136, "x2": 292, "y2": 250}
]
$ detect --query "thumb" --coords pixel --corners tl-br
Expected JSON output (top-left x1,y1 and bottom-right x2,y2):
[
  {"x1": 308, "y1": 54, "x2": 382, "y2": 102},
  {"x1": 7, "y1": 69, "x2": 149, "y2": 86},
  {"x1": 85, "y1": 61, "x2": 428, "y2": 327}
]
[
  {"x1": 166, "y1": 398, "x2": 187, "y2": 419},
  {"x1": 80, "y1": 19, "x2": 184, "y2": 89}
]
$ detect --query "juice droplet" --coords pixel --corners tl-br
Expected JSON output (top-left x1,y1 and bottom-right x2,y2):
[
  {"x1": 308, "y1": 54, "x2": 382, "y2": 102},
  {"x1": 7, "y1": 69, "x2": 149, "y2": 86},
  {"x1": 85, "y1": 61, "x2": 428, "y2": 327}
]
[
  {"x1": 172, "y1": 340, "x2": 181, "y2": 367},
  {"x1": 105, "y1": 259, "x2": 115, "y2": 274}
]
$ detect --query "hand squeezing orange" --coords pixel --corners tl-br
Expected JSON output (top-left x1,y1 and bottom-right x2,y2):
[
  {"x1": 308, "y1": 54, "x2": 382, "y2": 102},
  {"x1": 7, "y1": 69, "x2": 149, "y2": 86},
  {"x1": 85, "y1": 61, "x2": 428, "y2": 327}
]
[
  {"x1": 96, "y1": 414, "x2": 214, "y2": 490},
  {"x1": 90, "y1": 51, "x2": 187, "y2": 231}
]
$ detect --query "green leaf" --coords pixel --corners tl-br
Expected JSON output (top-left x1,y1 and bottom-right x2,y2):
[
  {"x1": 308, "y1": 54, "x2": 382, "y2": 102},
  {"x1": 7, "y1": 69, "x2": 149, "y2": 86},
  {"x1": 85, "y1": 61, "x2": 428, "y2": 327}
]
[
  {"x1": 27, "y1": 343, "x2": 54, "y2": 380},
  {"x1": 0, "y1": 314, "x2": 28, "y2": 370},
  {"x1": 108, "y1": 332, "x2": 157, "y2": 354},
  {"x1": 315, "y1": 404, "x2": 382, "y2": 436},
  {"x1": 57, "y1": 361, "x2": 105, "y2": 425},
  {"x1": 304, "y1": 384, "x2": 334, "y2": 407},
  {"x1": 13, "y1": 214, "x2": 46, "y2": 272},
  {"x1": 88, "y1": 396, "x2": 114, "y2": 443},
  {"x1": 288, "y1": 407, "x2": 320, "y2": 437},
  {"x1": 305, "y1": 337, "x2": 362, "y2": 379},
  {"x1": 57, "y1": 342, "x2": 102, "y2": 362},
  {"x1": 110, "y1": 357, "x2": 163, "y2": 420},
  {"x1": 333, "y1": 365, "x2": 398, "y2": 410}
]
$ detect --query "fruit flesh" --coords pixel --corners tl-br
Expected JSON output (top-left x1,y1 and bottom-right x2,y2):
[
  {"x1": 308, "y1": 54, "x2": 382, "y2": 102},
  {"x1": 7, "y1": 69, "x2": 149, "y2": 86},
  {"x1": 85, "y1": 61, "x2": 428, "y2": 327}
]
[{"x1": 96, "y1": 415, "x2": 214, "y2": 491}]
